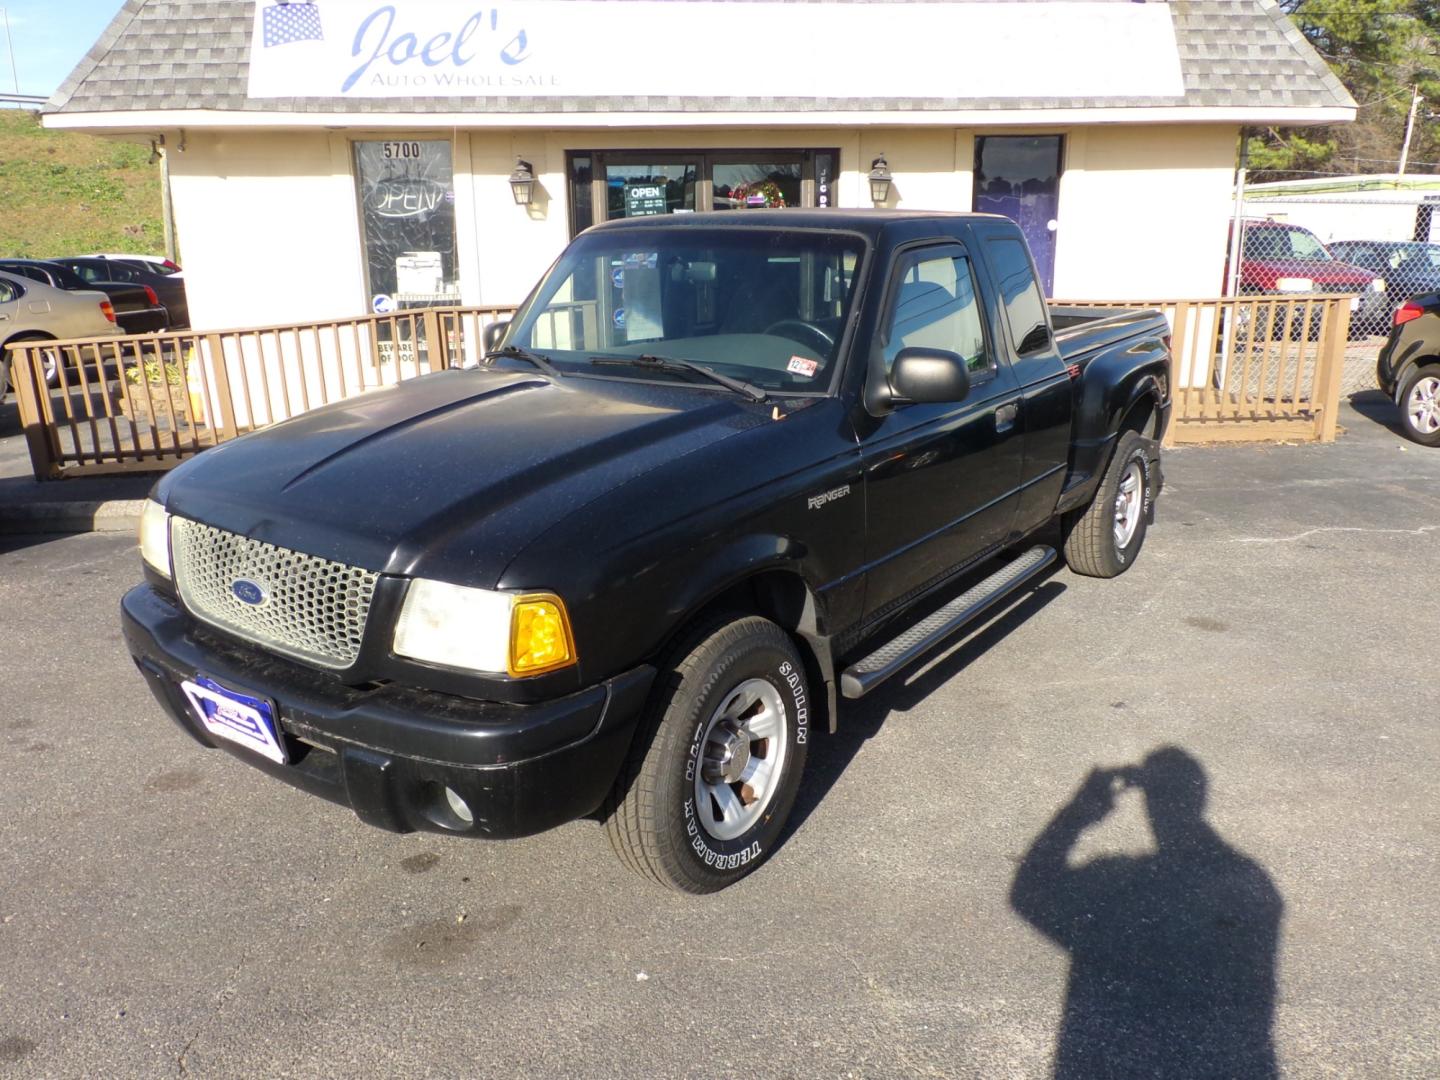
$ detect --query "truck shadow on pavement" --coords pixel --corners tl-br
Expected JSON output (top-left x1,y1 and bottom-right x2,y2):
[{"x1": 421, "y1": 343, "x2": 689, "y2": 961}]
[
  {"x1": 782, "y1": 576, "x2": 1068, "y2": 843},
  {"x1": 1010, "y1": 748, "x2": 1283, "y2": 1079}
]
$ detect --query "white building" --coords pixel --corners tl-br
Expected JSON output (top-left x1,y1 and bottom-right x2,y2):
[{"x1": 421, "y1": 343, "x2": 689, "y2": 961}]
[
  {"x1": 45, "y1": 0, "x2": 1355, "y2": 331},
  {"x1": 1242, "y1": 175, "x2": 1440, "y2": 245}
]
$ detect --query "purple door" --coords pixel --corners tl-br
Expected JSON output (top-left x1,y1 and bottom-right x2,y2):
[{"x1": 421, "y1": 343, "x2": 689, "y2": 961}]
[{"x1": 974, "y1": 136, "x2": 1064, "y2": 296}]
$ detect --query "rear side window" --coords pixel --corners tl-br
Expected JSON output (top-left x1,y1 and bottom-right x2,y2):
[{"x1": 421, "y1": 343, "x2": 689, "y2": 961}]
[
  {"x1": 883, "y1": 247, "x2": 990, "y2": 377},
  {"x1": 2, "y1": 264, "x2": 44, "y2": 284},
  {"x1": 0, "y1": 279, "x2": 22, "y2": 303},
  {"x1": 986, "y1": 238, "x2": 1051, "y2": 355}
]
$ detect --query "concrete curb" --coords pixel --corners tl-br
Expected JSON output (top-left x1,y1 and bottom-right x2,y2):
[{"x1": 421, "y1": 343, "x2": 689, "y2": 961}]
[{"x1": 0, "y1": 499, "x2": 145, "y2": 535}]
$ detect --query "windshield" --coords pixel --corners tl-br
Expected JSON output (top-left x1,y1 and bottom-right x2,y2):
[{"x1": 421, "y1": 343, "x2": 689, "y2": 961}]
[
  {"x1": 507, "y1": 227, "x2": 865, "y2": 393},
  {"x1": 1243, "y1": 225, "x2": 1333, "y2": 263}
]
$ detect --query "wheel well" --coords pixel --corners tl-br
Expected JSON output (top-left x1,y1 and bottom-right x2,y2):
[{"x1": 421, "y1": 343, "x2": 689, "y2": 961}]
[
  {"x1": 3, "y1": 331, "x2": 56, "y2": 354},
  {"x1": 1119, "y1": 394, "x2": 1158, "y2": 440},
  {"x1": 675, "y1": 570, "x2": 835, "y2": 733}
]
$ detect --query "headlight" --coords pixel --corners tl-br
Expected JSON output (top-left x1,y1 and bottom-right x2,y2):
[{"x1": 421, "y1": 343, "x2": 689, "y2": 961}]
[
  {"x1": 138, "y1": 499, "x2": 171, "y2": 579},
  {"x1": 393, "y1": 579, "x2": 576, "y2": 676}
]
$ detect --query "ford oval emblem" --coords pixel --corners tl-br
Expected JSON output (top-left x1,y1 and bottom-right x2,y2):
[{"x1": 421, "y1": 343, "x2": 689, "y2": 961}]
[{"x1": 231, "y1": 578, "x2": 268, "y2": 607}]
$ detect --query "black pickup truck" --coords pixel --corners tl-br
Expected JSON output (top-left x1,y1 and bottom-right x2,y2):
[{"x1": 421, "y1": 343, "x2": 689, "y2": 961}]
[{"x1": 122, "y1": 211, "x2": 1171, "y2": 893}]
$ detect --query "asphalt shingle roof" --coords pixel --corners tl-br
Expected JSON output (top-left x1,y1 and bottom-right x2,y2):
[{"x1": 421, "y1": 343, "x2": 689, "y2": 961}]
[{"x1": 46, "y1": 0, "x2": 1355, "y2": 117}]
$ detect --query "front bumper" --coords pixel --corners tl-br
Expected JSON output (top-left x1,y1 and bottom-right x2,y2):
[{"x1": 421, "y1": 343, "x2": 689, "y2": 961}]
[{"x1": 122, "y1": 584, "x2": 655, "y2": 839}]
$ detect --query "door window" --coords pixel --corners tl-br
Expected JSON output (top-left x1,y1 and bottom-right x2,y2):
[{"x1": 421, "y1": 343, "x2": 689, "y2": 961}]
[
  {"x1": 986, "y1": 238, "x2": 1052, "y2": 355},
  {"x1": 354, "y1": 140, "x2": 460, "y2": 310},
  {"x1": 974, "y1": 136, "x2": 1063, "y2": 295},
  {"x1": 605, "y1": 162, "x2": 699, "y2": 220},
  {"x1": 712, "y1": 161, "x2": 802, "y2": 210},
  {"x1": 884, "y1": 248, "x2": 989, "y2": 377}
]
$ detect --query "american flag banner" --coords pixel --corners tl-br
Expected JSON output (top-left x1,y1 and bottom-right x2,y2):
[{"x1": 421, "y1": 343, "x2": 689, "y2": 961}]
[{"x1": 262, "y1": 2, "x2": 323, "y2": 48}]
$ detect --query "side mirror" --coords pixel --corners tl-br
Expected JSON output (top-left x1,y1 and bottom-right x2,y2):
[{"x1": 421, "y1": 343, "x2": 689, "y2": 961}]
[
  {"x1": 483, "y1": 320, "x2": 511, "y2": 354},
  {"x1": 890, "y1": 347, "x2": 972, "y2": 405}
]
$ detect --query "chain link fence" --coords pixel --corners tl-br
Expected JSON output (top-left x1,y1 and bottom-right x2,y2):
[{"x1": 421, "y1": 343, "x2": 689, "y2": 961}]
[{"x1": 1233, "y1": 185, "x2": 1440, "y2": 396}]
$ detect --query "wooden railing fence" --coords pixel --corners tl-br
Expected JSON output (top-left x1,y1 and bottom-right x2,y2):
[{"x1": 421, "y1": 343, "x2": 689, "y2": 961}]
[
  {"x1": 1054, "y1": 295, "x2": 1352, "y2": 445},
  {"x1": 8, "y1": 306, "x2": 514, "y2": 479},
  {"x1": 8, "y1": 295, "x2": 1354, "y2": 479}
]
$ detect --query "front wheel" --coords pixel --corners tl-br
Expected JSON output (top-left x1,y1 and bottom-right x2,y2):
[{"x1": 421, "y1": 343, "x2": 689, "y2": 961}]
[
  {"x1": 1398, "y1": 365, "x2": 1440, "y2": 447},
  {"x1": 604, "y1": 615, "x2": 811, "y2": 893},
  {"x1": 1063, "y1": 429, "x2": 1155, "y2": 578}
]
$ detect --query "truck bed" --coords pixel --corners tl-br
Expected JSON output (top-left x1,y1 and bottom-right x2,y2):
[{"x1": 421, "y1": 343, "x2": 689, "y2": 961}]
[{"x1": 1049, "y1": 305, "x2": 1168, "y2": 363}]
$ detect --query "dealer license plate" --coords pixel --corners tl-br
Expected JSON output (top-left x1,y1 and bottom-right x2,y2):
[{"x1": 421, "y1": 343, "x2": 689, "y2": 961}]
[{"x1": 181, "y1": 676, "x2": 287, "y2": 765}]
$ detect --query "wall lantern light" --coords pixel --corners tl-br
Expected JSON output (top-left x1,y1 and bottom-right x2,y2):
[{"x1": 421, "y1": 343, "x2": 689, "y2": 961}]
[
  {"x1": 509, "y1": 158, "x2": 536, "y2": 206},
  {"x1": 868, "y1": 155, "x2": 893, "y2": 205}
]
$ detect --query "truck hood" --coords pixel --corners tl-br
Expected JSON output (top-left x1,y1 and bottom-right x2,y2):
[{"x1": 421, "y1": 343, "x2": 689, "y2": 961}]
[{"x1": 158, "y1": 367, "x2": 770, "y2": 584}]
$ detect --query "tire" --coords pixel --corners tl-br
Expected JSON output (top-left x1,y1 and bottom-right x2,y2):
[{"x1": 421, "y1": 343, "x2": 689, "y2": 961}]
[
  {"x1": 6, "y1": 336, "x2": 59, "y2": 388},
  {"x1": 1397, "y1": 365, "x2": 1440, "y2": 448},
  {"x1": 39, "y1": 347, "x2": 59, "y2": 389},
  {"x1": 604, "y1": 615, "x2": 811, "y2": 894},
  {"x1": 1063, "y1": 429, "x2": 1154, "y2": 578}
]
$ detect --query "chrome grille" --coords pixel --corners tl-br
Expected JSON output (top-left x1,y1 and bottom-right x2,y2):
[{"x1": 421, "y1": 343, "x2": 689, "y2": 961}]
[{"x1": 171, "y1": 518, "x2": 379, "y2": 669}]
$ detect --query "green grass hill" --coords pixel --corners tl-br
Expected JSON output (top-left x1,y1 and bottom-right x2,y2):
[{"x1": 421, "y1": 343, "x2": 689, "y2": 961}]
[{"x1": 0, "y1": 109, "x2": 164, "y2": 260}]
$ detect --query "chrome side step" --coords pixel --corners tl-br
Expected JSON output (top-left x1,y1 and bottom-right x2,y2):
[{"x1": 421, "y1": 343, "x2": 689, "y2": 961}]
[{"x1": 839, "y1": 545, "x2": 1057, "y2": 700}]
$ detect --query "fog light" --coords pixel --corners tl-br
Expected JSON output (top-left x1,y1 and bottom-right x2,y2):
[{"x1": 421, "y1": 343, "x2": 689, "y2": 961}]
[{"x1": 444, "y1": 786, "x2": 474, "y2": 825}]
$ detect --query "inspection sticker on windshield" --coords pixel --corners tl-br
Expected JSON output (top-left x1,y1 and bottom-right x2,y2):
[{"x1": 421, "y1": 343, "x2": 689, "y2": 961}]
[
  {"x1": 181, "y1": 677, "x2": 287, "y2": 764},
  {"x1": 787, "y1": 356, "x2": 819, "y2": 378}
]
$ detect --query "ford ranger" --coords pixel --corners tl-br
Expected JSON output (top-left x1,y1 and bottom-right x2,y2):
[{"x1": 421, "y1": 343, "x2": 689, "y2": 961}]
[{"x1": 122, "y1": 211, "x2": 1171, "y2": 893}]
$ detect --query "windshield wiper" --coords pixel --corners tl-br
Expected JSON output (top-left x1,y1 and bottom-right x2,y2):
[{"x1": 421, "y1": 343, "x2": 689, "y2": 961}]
[
  {"x1": 587, "y1": 353, "x2": 767, "y2": 402},
  {"x1": 485, "y1": 344, "x2": 563, "y2": 379}
]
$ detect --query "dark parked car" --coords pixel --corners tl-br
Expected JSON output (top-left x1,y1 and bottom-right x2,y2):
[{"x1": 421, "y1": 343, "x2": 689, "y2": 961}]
[
  {"x1": 51, "y1": 256, "x2": 189, "y2": 328},
  {"x1": 123, "y1": 211, "x2": 1172, "y2": 893},
  {"x1": 1328, "y1": 240, "x2": 1440, "y2": 323},
  {"x1": 86, "y1": 253, "x2": 183, "y2": 276},
  {"x1": 1376, "y1": 290, "x2": 1440, "y2": 446},
  {"x1": 0, "y1": 259, "x2": 169, "y2": 337}
]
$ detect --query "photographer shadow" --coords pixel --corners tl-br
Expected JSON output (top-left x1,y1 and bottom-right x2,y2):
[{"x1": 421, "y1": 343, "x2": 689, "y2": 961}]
[{"x1": 1010, "y1": 748, "x2": 1282, "y2": 1079}]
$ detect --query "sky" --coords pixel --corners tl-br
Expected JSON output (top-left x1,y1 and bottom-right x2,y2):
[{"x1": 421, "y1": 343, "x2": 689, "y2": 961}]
[{"x1": 0, "y1": 0, "x2": 126, "y2": 98}]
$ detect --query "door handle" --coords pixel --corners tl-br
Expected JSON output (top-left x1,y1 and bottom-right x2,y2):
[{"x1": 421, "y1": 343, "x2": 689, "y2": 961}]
[{"x1": 995, "y1": 401, "x2": 1020, "y2": 433}]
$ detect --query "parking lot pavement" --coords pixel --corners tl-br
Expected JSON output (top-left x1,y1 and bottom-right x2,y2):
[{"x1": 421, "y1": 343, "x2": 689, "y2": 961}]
[{"x1": 1, "y1": 401, "x2": 1436, "y2": 1079}]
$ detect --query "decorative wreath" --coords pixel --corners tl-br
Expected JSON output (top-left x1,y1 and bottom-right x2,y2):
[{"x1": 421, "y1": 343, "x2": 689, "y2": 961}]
[{"x1": 730, "y1": 180, "x2": 788, "y2": 209}]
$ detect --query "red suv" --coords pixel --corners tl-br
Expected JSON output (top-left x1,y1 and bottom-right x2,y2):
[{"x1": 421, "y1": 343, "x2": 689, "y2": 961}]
[{"x1": 1229, "y1": 220, "x2": 1389, "y2": 334}]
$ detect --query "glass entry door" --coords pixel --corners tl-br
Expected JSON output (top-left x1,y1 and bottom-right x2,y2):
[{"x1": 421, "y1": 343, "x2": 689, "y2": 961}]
[
  {"x1": 973, "y1": 136, "x2": 1064, "y2": 295},
  {"x1": 568, "y1": 150, "x2": 838, "y2": 236}
]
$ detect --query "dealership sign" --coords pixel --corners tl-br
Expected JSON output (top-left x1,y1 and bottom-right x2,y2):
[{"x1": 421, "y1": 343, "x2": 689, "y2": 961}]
[{"x1": 247, "y1": 1, "x2": 1185, "y2": 100}]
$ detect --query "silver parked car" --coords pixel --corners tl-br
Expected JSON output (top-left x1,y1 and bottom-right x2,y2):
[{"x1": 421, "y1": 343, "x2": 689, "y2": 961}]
[{"x1": 0, "y1": 269, "x2": 122, "y2": 398}]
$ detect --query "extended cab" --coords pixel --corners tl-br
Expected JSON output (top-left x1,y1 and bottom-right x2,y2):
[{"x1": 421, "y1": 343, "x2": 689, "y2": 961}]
[{"x1": 122, "y1": 212, "x2": 1172, "y2": 893}]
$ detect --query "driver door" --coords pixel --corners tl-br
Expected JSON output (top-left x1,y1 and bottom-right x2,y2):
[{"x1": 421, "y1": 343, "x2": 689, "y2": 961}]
[{"x1": 859, "y1": 242, "x2": 1025, "y2": 619}]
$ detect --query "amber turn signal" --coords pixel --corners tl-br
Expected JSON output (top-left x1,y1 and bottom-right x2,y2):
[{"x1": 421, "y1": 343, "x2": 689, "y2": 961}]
[{"x1": 508, "y1": 593, "x2": 577, "y2": 676}]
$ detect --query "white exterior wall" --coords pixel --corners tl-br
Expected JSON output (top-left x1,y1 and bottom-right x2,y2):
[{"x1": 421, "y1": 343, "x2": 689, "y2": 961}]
[
  {"x1": 167, "y1": 131, "x2": 367, "y2": 330},
  {"x1": 165, "y1": 122, "x2": 1240, "y2": 329},
  {"x1": 1051, "y1": 124, "x2": 1238, "y2": 299}
]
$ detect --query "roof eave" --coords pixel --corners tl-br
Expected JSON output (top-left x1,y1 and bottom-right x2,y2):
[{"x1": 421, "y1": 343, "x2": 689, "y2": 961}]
[{"x1": 42, "y1": 104, "x2": 1358, "y2": 134}]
